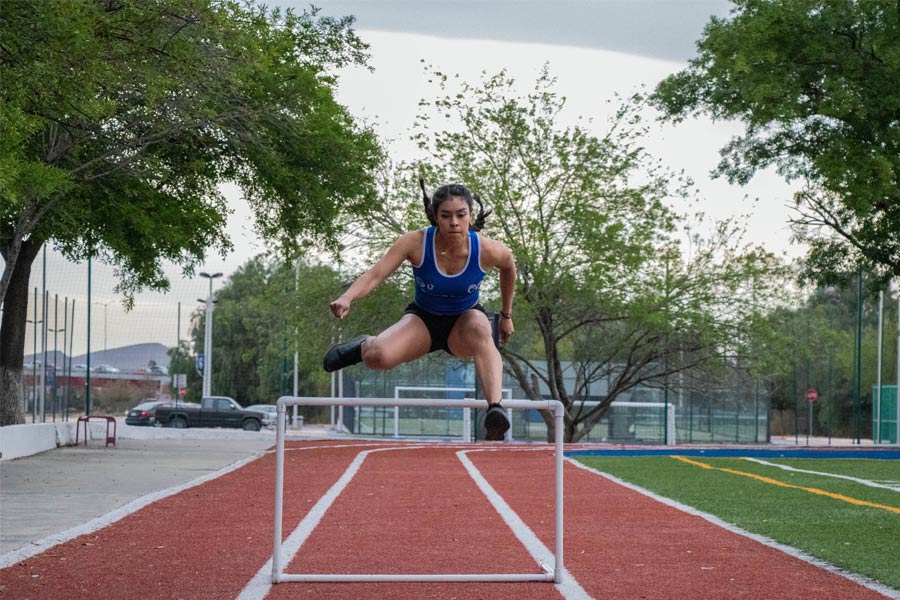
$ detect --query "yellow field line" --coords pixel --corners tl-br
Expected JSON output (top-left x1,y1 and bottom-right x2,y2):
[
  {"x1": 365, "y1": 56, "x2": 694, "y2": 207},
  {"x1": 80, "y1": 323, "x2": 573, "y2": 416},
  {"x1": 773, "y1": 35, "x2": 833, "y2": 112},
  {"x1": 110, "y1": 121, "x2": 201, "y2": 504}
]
[{"x1": 671, "y1": 456, "x2": 900, "y2": 515}]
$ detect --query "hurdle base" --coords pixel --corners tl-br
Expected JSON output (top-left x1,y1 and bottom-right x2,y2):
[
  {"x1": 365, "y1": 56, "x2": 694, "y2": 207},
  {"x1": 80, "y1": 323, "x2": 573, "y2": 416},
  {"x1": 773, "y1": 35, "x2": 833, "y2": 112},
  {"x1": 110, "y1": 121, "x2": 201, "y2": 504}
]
[{"x1": 277, "y1": 572, "x2": 556, "y2": 583}]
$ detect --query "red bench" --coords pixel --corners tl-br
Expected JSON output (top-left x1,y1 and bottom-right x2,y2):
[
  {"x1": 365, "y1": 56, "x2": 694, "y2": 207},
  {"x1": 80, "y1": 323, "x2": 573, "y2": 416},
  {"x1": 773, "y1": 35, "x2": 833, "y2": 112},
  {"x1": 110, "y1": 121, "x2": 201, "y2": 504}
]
[{"x1": 75, "y1": 416, "x2": 117, "y2": 447}]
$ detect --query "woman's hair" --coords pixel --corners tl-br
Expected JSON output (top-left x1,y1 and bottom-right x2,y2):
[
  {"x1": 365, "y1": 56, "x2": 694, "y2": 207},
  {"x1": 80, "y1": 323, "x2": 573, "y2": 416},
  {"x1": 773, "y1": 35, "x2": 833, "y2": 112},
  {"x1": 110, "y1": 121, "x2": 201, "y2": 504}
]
[{"x1": 419, "y1": 179, "x2": 491, "y2": 231}]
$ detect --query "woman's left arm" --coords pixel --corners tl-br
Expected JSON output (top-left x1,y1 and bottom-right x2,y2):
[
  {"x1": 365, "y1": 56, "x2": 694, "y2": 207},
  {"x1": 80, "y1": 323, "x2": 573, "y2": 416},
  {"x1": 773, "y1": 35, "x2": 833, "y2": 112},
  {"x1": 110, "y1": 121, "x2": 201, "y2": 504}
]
[{"x1": 482, "y1": 237, "x2": 516, "y2": 344}]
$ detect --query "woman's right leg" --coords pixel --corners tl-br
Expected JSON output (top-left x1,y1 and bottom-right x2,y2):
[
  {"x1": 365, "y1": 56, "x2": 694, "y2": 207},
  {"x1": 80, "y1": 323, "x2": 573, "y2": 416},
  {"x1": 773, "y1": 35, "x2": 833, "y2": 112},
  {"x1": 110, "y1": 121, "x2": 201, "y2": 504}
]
[{"x1": 362, "y1": 314, "x2": 431, "y2": 370}]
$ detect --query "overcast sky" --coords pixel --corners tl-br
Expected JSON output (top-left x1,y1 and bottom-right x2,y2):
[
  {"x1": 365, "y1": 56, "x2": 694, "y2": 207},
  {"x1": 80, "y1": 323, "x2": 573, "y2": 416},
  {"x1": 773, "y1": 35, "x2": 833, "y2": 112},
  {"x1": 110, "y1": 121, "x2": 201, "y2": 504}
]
[
  {"x1": 304, "y1": 0, "x2": 733, "y2": 62},
  {"x1": 24, "y1": 0, "x2": 807, "y2": 359}
]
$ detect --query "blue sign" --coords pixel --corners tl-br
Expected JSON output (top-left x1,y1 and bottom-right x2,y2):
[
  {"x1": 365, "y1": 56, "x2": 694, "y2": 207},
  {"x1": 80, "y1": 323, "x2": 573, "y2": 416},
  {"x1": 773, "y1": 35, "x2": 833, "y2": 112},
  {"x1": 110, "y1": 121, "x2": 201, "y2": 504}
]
[{"x1": 196, "y1": 353, "x2": 205, "y2": 374}]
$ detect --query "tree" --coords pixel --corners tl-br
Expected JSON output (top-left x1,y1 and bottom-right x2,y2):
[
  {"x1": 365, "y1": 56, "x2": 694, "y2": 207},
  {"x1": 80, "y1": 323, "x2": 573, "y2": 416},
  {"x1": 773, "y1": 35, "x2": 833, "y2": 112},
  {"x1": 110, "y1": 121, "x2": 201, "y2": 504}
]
[
  {"x1": 182, "y1": 254, "x2": 407, "y2": 405},
  {"x1": 0, "y1": 0, "x2": 382, "y2": 424},
  {"x1": 405, "y1": 67, "x2": 782, "y2": 441},
  {"x1": 750, "y1": 277, "x2": 899, "y2": 439},
  {"x1": 652, "y1": 0, "x2": 900, "y2": 285},
  {"x1": 167, "y1": 341, "x2": 201, "y2": 403}
]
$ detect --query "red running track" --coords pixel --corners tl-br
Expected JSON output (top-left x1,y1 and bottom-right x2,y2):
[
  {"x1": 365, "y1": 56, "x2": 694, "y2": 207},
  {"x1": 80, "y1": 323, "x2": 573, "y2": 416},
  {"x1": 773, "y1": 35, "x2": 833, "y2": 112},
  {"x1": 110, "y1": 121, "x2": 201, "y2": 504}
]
[{"x1": 0, "y1": 441, "x2": 892, "y2": 599}]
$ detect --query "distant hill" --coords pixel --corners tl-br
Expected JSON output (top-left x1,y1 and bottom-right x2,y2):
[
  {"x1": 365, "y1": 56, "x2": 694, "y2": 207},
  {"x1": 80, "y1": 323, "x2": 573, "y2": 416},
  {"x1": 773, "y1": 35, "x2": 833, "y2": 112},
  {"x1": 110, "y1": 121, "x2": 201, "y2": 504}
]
[{"x1": 24, "y1": 342, "x2": 171, "y2": 371}]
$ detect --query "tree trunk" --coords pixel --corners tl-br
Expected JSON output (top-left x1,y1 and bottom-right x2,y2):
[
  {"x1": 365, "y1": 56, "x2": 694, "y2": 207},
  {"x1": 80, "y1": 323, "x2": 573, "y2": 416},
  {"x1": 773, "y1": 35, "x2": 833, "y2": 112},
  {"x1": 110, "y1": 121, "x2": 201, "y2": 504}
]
[{"x1": 0, "y1": 239, "x2": 42, "y2": 425}]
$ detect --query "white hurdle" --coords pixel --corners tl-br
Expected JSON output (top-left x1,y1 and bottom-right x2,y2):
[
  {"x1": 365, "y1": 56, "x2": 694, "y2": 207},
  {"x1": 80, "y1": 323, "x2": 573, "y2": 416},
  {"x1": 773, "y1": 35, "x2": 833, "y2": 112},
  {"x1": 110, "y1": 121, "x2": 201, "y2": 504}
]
[{"x1": 272, "y1": 396, "x2": 565, "y2": 585}]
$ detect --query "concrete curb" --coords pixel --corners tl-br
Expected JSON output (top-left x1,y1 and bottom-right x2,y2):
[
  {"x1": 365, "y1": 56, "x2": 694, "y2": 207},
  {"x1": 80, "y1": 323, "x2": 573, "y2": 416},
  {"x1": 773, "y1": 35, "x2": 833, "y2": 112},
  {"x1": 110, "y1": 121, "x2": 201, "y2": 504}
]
[{"x1": 0, "y1": 419, "x2": 278, "y2": 461}]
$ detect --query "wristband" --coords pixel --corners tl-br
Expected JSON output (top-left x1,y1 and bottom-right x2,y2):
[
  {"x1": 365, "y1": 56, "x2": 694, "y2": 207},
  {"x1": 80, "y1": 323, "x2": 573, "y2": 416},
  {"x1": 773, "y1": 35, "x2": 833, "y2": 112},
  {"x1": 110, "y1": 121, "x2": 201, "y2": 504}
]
[{"x1": 499, "y1": 311, "x2": 512, "y2": 319}]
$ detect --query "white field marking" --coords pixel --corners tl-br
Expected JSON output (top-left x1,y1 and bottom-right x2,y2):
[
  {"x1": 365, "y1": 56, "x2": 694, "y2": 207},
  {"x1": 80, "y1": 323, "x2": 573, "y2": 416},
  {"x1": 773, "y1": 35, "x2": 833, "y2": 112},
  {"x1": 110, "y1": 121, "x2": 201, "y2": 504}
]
[
  {"x1": 238, "y1": 445, "x2": 432, "y2": 600},
  {"x1": 741, "y1": 457, "x2": 900, "y2": 492},
  {"x1": 567, "y1": 458, "x2": 900, "y2": 600},
  {"x1": 0, "y1": 450, "x2": 267, "y2": 569},
  {"x1": 458, "y1": 449, "x2": 593, "y2": 600}
]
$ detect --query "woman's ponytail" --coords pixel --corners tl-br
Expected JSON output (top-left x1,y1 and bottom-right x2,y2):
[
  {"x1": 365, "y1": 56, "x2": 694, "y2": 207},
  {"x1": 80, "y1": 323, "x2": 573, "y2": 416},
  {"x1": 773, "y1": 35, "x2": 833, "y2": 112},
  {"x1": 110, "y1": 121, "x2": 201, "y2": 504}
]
[
  {"x1": 471, "y1": 194, "x2": 492, "y2": 232},
  {"x1": 419, "y1": 179, "x2": 436, "y2": 226}
]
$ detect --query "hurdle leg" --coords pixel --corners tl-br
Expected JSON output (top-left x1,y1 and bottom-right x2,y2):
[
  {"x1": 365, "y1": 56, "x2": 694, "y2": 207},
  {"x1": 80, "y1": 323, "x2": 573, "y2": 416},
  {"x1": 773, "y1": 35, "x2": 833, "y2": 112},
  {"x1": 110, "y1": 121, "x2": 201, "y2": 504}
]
[
  {"x1": 554, "y1": 404, "x2": 564, "y2": 583},
  {"x1": 272, "y1": 402, "x2": 286, "y2": 583}
]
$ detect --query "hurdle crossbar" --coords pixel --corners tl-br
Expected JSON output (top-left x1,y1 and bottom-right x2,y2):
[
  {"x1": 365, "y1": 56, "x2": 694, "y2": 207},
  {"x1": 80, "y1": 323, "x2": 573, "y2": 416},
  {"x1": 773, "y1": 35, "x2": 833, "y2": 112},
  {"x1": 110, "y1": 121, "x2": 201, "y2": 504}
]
[{"x1": 273, "y1": 396, "x2": 565, "y2": 584}]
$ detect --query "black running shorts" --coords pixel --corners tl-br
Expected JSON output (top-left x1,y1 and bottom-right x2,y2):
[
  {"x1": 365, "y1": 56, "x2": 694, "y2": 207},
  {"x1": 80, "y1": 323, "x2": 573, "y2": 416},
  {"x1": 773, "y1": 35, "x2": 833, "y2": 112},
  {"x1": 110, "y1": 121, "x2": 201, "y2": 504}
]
[{"x1": 403, "y1": 302, "x2": 488, "y2": 355}]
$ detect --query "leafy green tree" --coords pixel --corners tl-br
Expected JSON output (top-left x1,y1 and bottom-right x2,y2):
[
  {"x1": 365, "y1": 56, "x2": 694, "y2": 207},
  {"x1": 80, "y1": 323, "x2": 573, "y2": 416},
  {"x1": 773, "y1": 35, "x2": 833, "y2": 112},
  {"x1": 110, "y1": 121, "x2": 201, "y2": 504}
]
[
  {"x1": 0, "y1": 0, "x2": 382, "y2": 424},
  {"x1": 751, "y1": 278, "x2": 899, "y2": 439},
  {"x1": 404, "y1": 68, "x2": 782, "y2": 441},
  {"x1": 185, "y1": 255, "x2": 407, "y2": 405},
  {"x1": 167, "y1": 341, "x2": 202, "y2": 404},
  {"x1": 652, "y1": 0, "x2": 900, "y2": 285}
]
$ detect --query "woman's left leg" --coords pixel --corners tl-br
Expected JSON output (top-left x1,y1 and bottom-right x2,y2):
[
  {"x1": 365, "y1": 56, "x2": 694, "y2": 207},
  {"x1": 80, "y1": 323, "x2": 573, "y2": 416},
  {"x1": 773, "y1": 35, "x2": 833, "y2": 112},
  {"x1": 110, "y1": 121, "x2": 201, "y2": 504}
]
[{"x1": 447, "y1": 310, "x2": 503, "y2": 404}]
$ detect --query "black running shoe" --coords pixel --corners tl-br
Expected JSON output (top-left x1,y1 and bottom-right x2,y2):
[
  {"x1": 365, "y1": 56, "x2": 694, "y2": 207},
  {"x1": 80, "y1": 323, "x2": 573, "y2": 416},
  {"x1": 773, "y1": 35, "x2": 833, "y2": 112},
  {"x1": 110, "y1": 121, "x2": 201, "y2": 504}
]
[
  {"x1": 323, "y1": 335, "x2": 368, "y2": 372},
  {"x1": 484, "y1": 403, "x2": 510, "y2": 441}
]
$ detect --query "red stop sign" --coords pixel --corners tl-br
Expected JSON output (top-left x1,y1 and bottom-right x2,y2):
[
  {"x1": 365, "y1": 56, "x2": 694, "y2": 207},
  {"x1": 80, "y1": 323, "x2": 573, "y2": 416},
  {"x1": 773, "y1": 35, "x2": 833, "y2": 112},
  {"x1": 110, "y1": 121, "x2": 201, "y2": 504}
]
[{"x1": 806, "y1": 389, "x2": 818, "y2": 402}]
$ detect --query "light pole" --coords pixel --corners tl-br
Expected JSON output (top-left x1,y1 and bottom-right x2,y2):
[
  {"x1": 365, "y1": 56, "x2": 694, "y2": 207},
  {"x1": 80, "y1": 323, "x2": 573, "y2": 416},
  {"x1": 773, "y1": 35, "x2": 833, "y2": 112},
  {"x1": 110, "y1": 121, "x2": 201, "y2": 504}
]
[
  {"x1": 94, "y1": 300, "x2": 111, "y2": 357},
  {"x1": 199, "y1": 272, "x2": 223, "y2": 398},
  {"x1": 26, "y1": 312, "x2": 42, "y2": 423}
]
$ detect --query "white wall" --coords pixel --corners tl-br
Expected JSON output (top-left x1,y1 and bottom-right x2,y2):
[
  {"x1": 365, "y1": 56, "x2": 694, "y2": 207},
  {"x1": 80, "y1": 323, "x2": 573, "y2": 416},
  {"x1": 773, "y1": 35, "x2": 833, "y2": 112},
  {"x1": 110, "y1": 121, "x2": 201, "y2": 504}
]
[{"x1": 0, "y1": 419, "x2": 274, "y2": 461}]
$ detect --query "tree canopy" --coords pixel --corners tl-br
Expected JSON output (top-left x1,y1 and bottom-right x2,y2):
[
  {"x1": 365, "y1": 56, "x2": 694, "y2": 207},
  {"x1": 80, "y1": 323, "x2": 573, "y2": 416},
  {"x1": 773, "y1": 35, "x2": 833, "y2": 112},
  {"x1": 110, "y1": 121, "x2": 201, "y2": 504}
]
[
  {"x1": 384, "y1": 67, "x2": 784, "y2": 441},
  {"x1": 0, "y1": 0, "x2": 382, "y2": 424},
  {"x1": 186, "y1": 255, "x2": 407, "y2": 405},
  {"x1": 652, "y1": 0, "x2": 900, "y2": 286}
]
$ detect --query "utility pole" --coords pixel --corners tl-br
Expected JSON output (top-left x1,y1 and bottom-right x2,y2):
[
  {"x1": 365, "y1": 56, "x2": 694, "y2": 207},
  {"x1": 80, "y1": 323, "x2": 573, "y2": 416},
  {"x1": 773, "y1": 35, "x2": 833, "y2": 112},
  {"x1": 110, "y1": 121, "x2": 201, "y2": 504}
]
[
  {"x1": 27, "y1": 287, "x2": 41, "y2": 424},
  {"x1": 49, "y1": 293, "x2": 63, "y2": 422},
  {"x1": 854, "y1": 271, "x2": 862, "y2": 445},
  {"x1": 293, "y1": 259, "x2": 300, "y2": 429},
  {"x1": 41, "y1": 247, "x2": 47, "y2": 422},
  {"x1": 86, "y1": 256, "x2": 92, "y2": 417},
  {"x1": 199, "y1": 272, "x2": 222, "y2": 398},
  {"x1": 94, "y1": 301, "x2": 111, "y2": 356}
]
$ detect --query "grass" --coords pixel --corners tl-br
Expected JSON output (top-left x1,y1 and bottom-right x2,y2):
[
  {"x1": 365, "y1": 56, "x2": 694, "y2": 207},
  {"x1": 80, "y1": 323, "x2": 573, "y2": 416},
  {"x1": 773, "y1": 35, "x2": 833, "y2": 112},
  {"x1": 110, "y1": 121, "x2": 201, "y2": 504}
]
[{"x1": 574, "y1": 455, "x2": 900, "y2": 591}]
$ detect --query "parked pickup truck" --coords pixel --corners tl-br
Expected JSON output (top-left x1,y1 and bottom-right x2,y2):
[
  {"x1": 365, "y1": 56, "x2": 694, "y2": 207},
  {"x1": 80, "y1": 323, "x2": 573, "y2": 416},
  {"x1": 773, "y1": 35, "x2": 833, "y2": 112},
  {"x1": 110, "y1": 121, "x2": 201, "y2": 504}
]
[{"x1": 155, "y1": 396, "x2": 266, "y2": 431}]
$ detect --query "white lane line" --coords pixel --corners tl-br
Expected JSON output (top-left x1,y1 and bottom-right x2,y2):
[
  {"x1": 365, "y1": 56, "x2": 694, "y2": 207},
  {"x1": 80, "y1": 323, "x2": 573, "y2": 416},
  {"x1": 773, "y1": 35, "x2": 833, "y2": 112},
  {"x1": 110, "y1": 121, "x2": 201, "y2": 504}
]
[
  {"x1": 0, "y1": 443, "x2": 382, "y2": 569},
  {"x1": 0, "y1": 450, "x2": 266, "y2": 569},
  {"x1": 237, "y1": 445, "x2": 424, "y2": 600},
  {"x1": 567, "y1": 458, "x2": 899, "y2": 600},
  {"x1": 458, "y1": 450, "x2": 593, "y2": 600},
  {"x1": 742, "y1": 457, "x2": 900, "y2": 492}
]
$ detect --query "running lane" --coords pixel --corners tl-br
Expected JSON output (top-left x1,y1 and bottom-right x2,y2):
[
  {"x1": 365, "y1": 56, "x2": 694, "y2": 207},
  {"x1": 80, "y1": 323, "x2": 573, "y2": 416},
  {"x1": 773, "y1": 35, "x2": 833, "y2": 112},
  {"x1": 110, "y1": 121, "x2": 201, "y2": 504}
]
[
  {"x1": 264, "y1": 446, "x2": 568, "y2": 600},
  {"x1": 468, "y1": 450, "x2": 892, "y2": 600},
  {"x1": 0, "y1": 442, "x2": 381, "y2": 600}
]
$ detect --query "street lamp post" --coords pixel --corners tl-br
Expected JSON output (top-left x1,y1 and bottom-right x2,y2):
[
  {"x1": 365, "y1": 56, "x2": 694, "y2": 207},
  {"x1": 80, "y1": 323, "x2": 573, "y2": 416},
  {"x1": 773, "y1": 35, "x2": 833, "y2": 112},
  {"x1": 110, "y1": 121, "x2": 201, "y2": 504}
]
[
  {"x1": 26, "y1": 310, "x2": 42, "y2": 424},
  {"x1": 94, "y1": 300, "x2": 111, "y2": 356},
  {"x1": 199, "y1": 272, "x2": 223, "y2": 398},
  {"x1": 49, "y1": 292, "x2": 65, "y2": 422}
]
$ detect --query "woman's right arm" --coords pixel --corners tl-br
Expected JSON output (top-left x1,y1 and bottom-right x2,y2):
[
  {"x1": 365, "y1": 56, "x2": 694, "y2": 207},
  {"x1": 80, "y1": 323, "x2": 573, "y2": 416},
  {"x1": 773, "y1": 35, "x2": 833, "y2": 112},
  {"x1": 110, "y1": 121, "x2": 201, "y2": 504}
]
[{"x1": 330, "y1": 231, "x2": 420, "y2": 319}]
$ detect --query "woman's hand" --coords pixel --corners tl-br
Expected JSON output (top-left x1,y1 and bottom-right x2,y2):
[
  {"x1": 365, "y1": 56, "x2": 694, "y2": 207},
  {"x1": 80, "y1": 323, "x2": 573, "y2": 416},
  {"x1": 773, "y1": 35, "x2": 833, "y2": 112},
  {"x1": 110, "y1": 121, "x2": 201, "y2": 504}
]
[
  {"x1": 498, "y1": 315, "x2": 514, "y2": 345},
  {"x1": 330, "y1": 296, "x2": 351, "y2": 319}
]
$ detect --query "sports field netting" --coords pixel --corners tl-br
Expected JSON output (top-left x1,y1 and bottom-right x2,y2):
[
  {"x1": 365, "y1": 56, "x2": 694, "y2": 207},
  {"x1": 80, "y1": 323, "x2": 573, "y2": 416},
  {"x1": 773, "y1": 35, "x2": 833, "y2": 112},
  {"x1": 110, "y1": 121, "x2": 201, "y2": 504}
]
[{"x1": 348, "y1": 386, "x2": 512, "y2": 440}]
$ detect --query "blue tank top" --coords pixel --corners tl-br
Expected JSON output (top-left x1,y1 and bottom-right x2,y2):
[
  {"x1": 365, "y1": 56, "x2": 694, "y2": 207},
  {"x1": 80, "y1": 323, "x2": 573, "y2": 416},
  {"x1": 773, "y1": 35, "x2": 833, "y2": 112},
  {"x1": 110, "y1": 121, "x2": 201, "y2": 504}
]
[{"x1": 412, "y1": 227, "x2": 486, "y2": 315}]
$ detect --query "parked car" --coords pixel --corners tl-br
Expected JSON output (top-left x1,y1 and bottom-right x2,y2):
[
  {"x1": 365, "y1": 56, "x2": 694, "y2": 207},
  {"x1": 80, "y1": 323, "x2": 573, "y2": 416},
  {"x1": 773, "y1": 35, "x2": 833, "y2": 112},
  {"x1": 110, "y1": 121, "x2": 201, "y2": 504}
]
[
  {"x1": 92, "y1": 364, "x2": 120, "y2": 373},
  {"x1": 246, "y1": 404, "x2": 277, "y2": 427},
  {"x1": 125, "y1": 400, "x2": 170, "y2": 426},
  {"x1": 154, "y1": 396, "x2": 266, "y2": 431}
]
